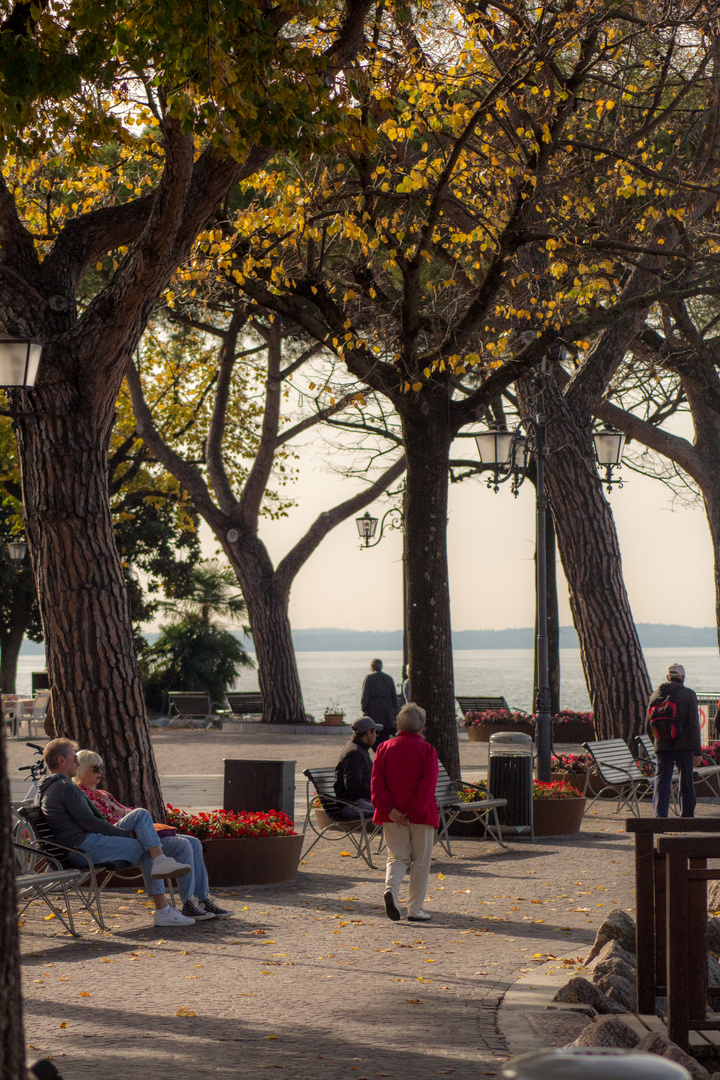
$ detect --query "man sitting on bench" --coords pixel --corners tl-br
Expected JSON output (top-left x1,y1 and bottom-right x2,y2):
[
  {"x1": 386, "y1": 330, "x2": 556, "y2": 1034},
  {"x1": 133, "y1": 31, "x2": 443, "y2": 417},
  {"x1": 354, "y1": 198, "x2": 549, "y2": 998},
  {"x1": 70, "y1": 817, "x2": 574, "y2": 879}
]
[
  {"x1": 37, "y1": 738, "x2": 195, "y2": 928},
  {"x1": 333, "y1": 717, "x2": 382, "y2": 818}
]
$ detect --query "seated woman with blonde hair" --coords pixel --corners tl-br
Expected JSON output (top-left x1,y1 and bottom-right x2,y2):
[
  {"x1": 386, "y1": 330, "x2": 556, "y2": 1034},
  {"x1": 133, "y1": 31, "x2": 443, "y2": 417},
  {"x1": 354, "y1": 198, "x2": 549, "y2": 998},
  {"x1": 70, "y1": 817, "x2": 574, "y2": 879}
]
[{"x1": 74, "y1": 749, "x2": 230, "y2": 922}]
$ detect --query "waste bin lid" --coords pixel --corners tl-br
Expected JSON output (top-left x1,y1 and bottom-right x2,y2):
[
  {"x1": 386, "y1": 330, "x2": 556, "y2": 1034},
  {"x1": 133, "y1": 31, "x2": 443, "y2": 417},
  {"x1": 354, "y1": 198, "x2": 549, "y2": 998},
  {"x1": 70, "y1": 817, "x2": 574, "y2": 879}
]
[
  {"x1": 489, "y1": 731, "x2": 533, "y2": 755},
  {"x1": 501, "y1": 1047, "x2": 690, "y2": 1080}
]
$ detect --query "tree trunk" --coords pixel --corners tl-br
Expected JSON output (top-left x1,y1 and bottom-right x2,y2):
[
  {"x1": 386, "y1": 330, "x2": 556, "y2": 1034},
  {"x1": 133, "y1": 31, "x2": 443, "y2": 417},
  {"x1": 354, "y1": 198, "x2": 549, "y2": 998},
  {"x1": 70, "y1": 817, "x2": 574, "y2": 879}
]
[
  {"x1": 402, "y1": 407, "x2": 460, "y2": 779},
  {"x1": 0, "y1": 587, "x2": 31, "y2": 694},
  {"x1": 541, "y1": 384, "x2": 651, "y2": 741},
  {"x1": 13, "y1": 381, "x2": 164, "y2": 817},
  {"x1": 226, "y1": 536, "x2": 307, "y2": 724},
  {"x1": 0, "y1": 701, "x2": 26, "y2": 1079}
]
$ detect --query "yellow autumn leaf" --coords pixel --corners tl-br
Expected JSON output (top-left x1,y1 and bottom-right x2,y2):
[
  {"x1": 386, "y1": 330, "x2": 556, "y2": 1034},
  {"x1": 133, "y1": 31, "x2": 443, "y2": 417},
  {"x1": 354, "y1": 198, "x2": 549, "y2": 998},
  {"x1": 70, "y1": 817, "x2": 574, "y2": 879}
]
[
  {"x1": 339, "y1": 851, "x2": 352, "y2": 856},
  {"x1": 59, "y1": 1022, "x2": 67, "y2": 1029},
  {"x1": 174, "y1": 1007, "x2": 196, "y2": 1017},
  {"x1": 411, "y1": 382, "x2": 422, "y2": 392}
]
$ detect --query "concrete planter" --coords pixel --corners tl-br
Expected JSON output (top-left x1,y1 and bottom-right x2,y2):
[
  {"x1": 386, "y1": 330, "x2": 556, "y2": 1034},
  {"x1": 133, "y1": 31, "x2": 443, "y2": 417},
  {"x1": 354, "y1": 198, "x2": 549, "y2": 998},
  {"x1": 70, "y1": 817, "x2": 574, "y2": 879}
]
[
  {"x1": 532, "y1": 797, "x2": 586, "y2": 837},
  {"x1": 201, "y1": 834, "x2": 304, "y2": 887}
]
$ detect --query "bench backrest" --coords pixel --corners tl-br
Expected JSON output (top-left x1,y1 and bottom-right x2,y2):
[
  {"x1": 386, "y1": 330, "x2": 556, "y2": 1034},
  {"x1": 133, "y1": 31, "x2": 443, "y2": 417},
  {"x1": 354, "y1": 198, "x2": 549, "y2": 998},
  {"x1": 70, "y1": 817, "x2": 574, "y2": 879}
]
[
  {"x1": 14, "y1": 804, "x2": 74, "y2": 869},
  {"x1": 168, "y1": 692, "x2": 212, "y2": 716},
  {"x1": 226, "y1": 692, "x2": 263, "y2": 714},
  {"x1": 636, "y1": 734, "x2": 656, "y2": 763},
  {"x1": 435, "y1": 763, "x2": 463, "y2": 809},
  {"x1": 583, "y1": 738, "x2": 646, "y2": 783},
  {"x1": 456, "y1": 695, "x2": 509, "y2": 713}
]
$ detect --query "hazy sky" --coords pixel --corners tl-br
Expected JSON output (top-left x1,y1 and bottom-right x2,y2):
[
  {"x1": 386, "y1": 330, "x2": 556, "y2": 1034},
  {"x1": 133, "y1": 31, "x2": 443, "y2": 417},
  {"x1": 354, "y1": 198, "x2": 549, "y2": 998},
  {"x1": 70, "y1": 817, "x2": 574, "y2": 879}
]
[{"x1": 194, "y1": 430, "x2": 714, "y2": 634}]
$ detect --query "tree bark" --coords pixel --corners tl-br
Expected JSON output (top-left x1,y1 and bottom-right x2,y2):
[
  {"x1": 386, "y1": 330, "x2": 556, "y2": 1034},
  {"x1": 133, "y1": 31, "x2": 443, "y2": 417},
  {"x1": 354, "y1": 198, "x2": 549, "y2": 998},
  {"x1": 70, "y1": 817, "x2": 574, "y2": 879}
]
[
  {"x1": 401, "y1": 404, "x2": 460, "y2": 779},
  {"x1": 13, "y1": 376, "x2": 164, "y2": 816},
  {"x1": 0, "y1": 701, "x2": 25, "y2": 1079},
  {"x1": 225, "y1": 534, "x2": 306, "y2": 724},
  {"x1": 539, "y1": 375, "x2": 651, "y2": 741}
]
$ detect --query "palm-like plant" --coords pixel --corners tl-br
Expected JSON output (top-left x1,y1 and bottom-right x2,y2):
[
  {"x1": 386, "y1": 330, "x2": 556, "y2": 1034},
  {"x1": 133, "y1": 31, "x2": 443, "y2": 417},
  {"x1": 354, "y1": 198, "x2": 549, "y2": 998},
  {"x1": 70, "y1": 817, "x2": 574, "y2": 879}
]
[{"x1": 144, "y1": 560, "x2": 254, "y2": 709}]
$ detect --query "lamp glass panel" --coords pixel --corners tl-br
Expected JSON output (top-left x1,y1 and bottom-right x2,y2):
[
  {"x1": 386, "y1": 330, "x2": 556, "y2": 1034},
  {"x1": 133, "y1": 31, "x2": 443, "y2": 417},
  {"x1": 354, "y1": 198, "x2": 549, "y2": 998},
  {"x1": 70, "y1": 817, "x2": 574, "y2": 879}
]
[
  {"x1": 593, "y1": 430, "x2": 626, "y2": 465},
  {"x1": 475, "y1": 430, "x2": 514, "y2": 465},
  {"x1": 0, "y1": 339, "x2": 30, "y2": 386},
  {"x1": 356, "y1": 515, "x2": 377, "y2": 539},
  {"x1": 24, "y1": 342, "x2": 43, "y2": 387}
]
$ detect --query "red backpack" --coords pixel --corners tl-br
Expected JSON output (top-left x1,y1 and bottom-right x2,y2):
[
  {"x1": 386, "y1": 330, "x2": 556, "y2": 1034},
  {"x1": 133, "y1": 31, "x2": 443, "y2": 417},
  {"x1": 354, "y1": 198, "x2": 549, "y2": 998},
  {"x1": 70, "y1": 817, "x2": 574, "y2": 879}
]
[{"x1": 647, "y1": 693, "x2": 683, "y2": 743}]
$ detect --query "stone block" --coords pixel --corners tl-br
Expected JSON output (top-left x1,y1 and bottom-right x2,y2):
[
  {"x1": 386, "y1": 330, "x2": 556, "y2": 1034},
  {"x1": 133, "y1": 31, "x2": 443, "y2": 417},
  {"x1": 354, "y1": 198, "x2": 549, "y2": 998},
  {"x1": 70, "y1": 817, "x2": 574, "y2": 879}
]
[
  {"x1": 553, "y1": 977, "x2": 630, "y2": 1014},
  {"x1": 595, "y1": 973, "x2": 637, "y2": 1011},
  {"x1": 587, "y1": 908, "x2": 637, "y2": 960},
  {"x1": 591, "y1": 956, "x2": 637, "y2": 986},
  {"x1": 567, "y1": 1015, "x2": 640, "y2": 1048},
  {"x1": 635, "y1": 1032, "x2": 710, "y2": 1080}
]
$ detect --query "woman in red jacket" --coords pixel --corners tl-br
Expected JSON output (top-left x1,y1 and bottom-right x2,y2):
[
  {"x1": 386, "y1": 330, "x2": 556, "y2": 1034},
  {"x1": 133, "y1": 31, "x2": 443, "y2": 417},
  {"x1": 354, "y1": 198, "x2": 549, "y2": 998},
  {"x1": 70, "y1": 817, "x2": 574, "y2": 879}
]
[{"x1": 370, "y1": 702, "x2": 439, "y2": 922}]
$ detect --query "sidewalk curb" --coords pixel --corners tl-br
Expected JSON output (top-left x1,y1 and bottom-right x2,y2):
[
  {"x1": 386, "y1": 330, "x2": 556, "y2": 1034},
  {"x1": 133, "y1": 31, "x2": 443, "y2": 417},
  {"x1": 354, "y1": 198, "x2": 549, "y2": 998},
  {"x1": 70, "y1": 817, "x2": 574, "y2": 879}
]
[{"x1": 498, "y1": 964, "x2": 595, "y2": 1057}]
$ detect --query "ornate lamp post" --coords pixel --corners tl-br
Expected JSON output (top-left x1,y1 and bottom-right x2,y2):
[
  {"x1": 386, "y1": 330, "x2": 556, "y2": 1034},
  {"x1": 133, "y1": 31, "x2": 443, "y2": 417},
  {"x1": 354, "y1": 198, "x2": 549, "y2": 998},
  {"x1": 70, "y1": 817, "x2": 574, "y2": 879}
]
[
  {"x1": 355, "y1": 508, "x2": 408, "y2": 680},
  {"x1": 475, "y1": 416, "x2": 626, "y2": 781}
]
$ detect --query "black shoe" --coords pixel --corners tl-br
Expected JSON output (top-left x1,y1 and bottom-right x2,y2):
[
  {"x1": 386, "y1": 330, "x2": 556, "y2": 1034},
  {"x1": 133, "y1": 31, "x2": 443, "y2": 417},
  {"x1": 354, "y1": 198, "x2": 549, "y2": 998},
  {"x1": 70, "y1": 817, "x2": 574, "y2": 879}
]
[{"x1": 384, "y1": 891, "x2": 401, "y2": 921}]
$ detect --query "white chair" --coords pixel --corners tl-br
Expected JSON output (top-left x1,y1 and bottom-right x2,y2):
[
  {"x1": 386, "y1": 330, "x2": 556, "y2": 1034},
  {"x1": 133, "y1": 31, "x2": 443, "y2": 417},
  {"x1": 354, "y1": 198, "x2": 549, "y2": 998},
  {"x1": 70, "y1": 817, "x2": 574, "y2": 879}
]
[{"x1": 20, "y1": 693, "x2": 50, "y2": 738}]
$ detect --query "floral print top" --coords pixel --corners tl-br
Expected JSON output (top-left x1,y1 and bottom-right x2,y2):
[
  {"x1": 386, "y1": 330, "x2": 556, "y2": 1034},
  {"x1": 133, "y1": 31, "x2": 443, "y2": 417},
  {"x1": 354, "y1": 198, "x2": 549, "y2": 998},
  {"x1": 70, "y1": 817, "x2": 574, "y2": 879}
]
[{"x1": 78, "y1": 784, "x2": 130, "y2": 825}]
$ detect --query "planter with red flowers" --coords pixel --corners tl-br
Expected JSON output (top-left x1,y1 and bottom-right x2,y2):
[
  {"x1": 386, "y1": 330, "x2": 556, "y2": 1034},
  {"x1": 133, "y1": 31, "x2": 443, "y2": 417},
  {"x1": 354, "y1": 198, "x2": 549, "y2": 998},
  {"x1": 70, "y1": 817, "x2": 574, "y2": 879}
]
[
  {"x1": 165, "y1": 806, "x2": 303, "y2": 887},
  {"x1": 532, "y1": 781, "x2": 586, "y2": 837},
  {"x1": 461, "y1": 709, "x2": 594, "y2": 744}
]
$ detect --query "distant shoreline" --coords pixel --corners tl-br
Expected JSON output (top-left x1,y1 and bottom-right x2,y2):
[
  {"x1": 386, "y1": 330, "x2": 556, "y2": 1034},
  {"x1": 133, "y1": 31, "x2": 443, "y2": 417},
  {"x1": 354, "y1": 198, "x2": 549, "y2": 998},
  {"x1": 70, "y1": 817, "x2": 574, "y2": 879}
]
[{"x1": 17, "y1": 622, "x2": 719, "y2": 655}]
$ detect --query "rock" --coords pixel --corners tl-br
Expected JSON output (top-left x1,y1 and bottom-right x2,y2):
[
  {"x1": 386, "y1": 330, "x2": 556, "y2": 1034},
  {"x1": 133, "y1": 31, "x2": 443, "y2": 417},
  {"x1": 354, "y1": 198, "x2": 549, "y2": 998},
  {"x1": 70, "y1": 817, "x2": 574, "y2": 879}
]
[
  {"x1": 591, "y1": 956, "x2": 637, "y2": 986},
  {"x1": 596, "y1": 973, "x2": 637, "y2": 1011},
  {"x1": 553, "y1": 977, "x2": 630, "y2": 1014},
  {"x1": 567, "y1": 1015, "x2": 640, "y2": 1048},
  {"x1": 708, "y1": 880, "x2": 720, "y2": 912},
  {"x1": 585, "y1": 939, "x2": 637, "y2": 972},
  {"x1": 708, "y1": 917, "x2": 720, "y2": 956},
  {"x1": 524, "y1": 1010, "x2": 591, "y2": 1047},
  {"x1": 587, "y1": 909, "x2": 637, "y2": 960},
  {"x1": 709, "y1": 952, "x2": 720, "y2": 987},
  {"x1": 636, "y1": 1032, "x2": 711, "y2": 1080}
]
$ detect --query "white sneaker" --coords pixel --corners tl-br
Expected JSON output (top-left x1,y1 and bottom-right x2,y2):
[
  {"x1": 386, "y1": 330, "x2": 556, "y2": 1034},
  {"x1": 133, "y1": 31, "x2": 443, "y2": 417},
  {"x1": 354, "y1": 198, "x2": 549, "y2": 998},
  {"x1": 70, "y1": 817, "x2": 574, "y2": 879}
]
[
  {"x1": 407, "y1": 910, "x2": 432, "y2": 922},
  {"x1": 151, "y1": 854, "x2": 191, "y2": 879},
  {"x1": 154, "y1": 905, "x2": 195, "y2": 927}
]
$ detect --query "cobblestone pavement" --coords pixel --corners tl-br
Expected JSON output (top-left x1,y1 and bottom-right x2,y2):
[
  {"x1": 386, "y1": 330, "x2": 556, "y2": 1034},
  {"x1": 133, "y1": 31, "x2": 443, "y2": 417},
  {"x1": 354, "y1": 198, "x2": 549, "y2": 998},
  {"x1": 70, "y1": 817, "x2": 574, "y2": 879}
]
[{"x1": 10, "y1": 730, "x2": 717, "y2": 1080}]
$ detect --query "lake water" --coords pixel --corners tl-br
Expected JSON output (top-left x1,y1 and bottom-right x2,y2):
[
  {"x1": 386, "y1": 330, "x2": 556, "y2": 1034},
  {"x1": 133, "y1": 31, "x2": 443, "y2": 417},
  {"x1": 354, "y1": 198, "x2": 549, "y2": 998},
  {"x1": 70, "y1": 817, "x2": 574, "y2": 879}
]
[
  {"x1": 282, "y1": 647, "x2": 720, "y2": 719},
  {"x1": 16, "y1": 646, "x2": 720, "y2": 721}
]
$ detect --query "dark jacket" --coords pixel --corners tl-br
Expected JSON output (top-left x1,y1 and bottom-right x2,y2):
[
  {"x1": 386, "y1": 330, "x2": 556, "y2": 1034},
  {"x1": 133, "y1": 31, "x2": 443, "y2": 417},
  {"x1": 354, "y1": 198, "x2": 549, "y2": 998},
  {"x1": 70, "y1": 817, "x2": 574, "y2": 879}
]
[
  {"x1": 334, "y1": 737, "x2": 373, "y2": 803},
  {"x1": 361, "y1": 670, "x2": 398, "y2": 729},
  {"x1": 647, "y1": 680, "x2": 701, "y2": 755},
  {"x1": 37, "y1": 773, "x2": 134, "y2": 849}
]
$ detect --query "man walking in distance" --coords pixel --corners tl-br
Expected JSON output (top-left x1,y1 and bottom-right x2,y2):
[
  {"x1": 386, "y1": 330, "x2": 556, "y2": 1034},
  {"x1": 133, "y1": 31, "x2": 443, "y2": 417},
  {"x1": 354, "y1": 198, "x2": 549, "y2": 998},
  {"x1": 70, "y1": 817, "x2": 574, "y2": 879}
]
[
  {"x1": 361, "y1": 658, "x2": 398, "y2": 746},
  {"x1": 38, "y1": 738, "x2": 195, "y2": 926},
  {"x1": 648, "y1": 663, "x2": 702, "y2": 818},
  {"x1": 333, "y1": 716, "x2": 382, "y2": 818}
]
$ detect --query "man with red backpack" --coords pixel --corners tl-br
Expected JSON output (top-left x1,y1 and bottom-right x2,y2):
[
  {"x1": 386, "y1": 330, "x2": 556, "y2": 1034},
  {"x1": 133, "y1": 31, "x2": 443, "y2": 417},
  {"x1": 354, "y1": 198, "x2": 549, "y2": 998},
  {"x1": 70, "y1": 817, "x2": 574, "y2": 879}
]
[{"x1": 647, "y1": 663, "x2": 702, "y2": 817}]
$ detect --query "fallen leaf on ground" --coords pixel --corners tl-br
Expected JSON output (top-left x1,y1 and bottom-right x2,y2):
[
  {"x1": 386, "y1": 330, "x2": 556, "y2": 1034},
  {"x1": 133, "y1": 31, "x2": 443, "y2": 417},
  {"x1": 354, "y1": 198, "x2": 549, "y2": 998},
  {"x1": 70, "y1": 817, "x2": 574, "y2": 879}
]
[{"x1": 174, "y1": 1007, "x2": 196, "y2": 1017}]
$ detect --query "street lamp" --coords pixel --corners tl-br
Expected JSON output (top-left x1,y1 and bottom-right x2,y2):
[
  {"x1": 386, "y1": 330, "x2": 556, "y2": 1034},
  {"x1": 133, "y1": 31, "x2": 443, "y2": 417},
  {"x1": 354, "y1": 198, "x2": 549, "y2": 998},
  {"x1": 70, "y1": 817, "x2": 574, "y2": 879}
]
[
  {"x1": 475, "y1": 416, "x2": 625, "y2": 781},
  {"x1": 0, "y1": 337, "x2": 43, "y2": 387},
  {"x1": 7, "y1": 540, "x2": 27, "y2": 562},
  {"x1": 355, "y1": 507, "x2": 408, "y2": 680}
]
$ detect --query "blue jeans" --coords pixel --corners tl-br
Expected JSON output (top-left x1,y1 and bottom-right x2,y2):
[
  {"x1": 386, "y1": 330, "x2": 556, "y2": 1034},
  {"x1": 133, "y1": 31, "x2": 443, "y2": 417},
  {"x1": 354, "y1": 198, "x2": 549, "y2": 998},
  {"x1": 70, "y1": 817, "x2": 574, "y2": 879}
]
[
  {"x1": 339, "y1": 798, "x2": 374, "y2": 820},
  {"x1": 76, "y1": 807, "x2": 165, "y2": 896},
  {"x1": 654, "y1": 750, "x2": 696, "y2": 818},
  {"x1": 157, "y1": 834, "x2": 209, "y2": 903}
]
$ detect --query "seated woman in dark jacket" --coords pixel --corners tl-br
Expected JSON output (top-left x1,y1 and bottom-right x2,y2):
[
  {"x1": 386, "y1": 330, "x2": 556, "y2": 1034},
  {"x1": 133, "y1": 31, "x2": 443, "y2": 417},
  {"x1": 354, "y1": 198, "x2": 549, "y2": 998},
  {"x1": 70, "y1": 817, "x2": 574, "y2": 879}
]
[{"x1": 333, "y1": 717, "x2": 382, "y2": 818}]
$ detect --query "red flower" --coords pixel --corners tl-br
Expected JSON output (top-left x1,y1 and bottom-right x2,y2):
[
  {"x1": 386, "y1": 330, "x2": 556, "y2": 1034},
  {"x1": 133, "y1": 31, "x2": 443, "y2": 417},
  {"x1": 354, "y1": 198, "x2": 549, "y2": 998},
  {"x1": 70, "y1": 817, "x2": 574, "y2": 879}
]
[{"x1": 165, "y1": 806, "x2": 296, "y2": 840}]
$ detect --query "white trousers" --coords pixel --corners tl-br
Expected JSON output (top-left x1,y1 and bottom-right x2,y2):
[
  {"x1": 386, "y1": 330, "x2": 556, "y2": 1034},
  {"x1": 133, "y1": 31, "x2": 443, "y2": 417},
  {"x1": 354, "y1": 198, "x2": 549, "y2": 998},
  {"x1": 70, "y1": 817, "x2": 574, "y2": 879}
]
[{"x1": 383, "y1": 822, "x2": 435, "y2": 916}]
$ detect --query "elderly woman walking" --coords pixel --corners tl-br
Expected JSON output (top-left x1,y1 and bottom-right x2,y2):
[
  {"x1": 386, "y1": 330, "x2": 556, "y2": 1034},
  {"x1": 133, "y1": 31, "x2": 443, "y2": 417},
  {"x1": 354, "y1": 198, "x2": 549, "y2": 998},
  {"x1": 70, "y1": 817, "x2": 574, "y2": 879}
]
[{"x1": 371, "y1": 702, "x2": 439, "y2": 922}]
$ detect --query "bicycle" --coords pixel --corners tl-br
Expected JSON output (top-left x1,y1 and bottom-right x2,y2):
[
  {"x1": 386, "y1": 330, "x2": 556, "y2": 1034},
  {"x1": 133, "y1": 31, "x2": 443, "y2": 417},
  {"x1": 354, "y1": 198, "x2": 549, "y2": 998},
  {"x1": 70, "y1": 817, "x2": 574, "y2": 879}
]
[{"x1": 18, "y1": 742, "x2": 47, "y2": 803}]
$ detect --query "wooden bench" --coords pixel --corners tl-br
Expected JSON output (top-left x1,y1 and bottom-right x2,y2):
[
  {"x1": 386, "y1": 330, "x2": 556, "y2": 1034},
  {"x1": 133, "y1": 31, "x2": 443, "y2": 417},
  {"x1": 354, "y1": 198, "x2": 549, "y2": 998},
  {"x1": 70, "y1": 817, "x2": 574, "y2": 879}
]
[
  {"x1": 223, "y1": 691, "x2": 264, "y2": 721},
  {"x1": 456, "y1": 695, "x2": 509, "y2": 715},
  {"x1": 168, "y1": 691, "x2": 223, "y2": 729}
]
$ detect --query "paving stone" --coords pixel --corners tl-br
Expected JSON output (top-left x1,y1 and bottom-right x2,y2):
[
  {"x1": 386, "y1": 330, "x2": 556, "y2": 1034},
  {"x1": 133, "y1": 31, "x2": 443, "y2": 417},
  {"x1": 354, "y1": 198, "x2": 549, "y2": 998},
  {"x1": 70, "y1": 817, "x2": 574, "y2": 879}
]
[{"x1": 524, "y1": 1010, "x2": 591, "y2": 1047}]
